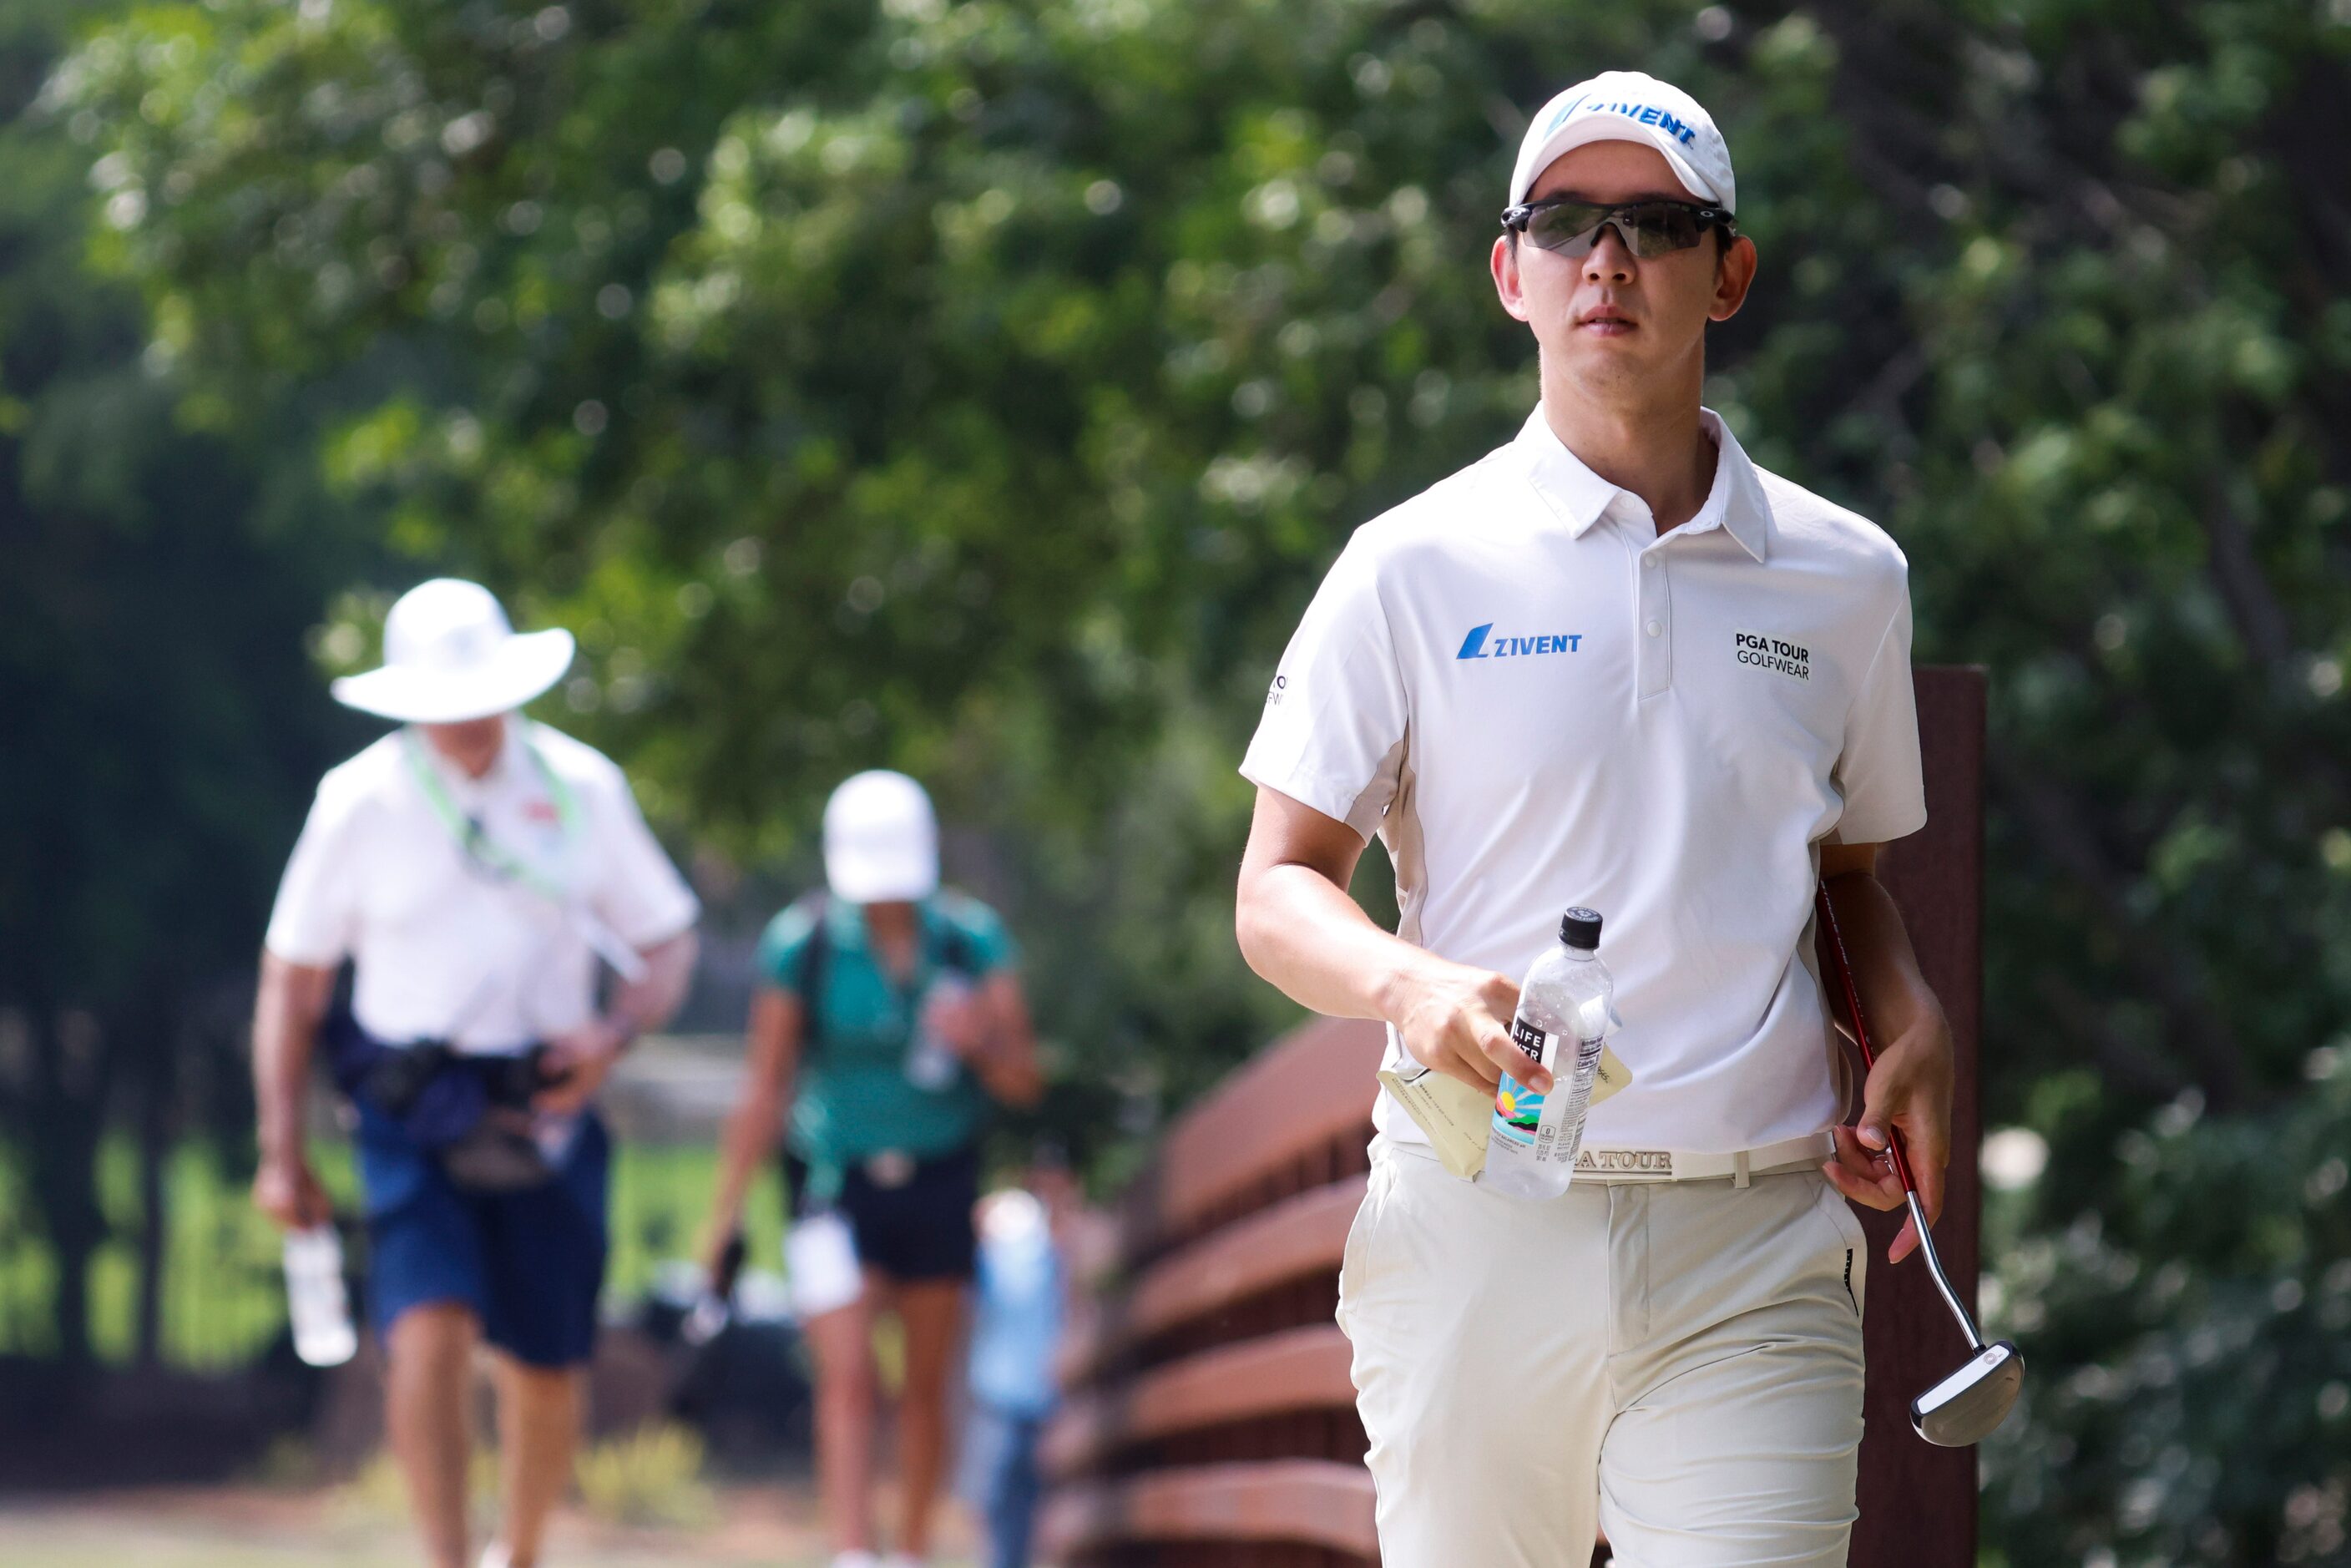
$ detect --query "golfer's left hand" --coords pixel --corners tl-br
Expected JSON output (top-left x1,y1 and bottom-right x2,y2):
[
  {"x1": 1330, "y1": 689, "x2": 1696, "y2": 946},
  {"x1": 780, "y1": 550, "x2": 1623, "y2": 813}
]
[
  {"x1": 1822, "y1": 1004, "x2": 1954, "y2": 1265},
  {"x1": 535, "y1": 1019, "x2": 628, "y2": 1115},
  {"x1": 923, "y1": 984, "x2": 991, "y2": 1060}
]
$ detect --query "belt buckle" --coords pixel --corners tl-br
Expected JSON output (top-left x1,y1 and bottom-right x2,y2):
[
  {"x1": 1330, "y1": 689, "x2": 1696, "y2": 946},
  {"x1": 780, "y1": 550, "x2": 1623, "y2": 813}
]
[
  {"x1": 1575, "y1": 1148, "x2": 1676, "y2": 1181},
  {"x1": 863, "y1": 1151, "x2": 917, "y2": 1189}
]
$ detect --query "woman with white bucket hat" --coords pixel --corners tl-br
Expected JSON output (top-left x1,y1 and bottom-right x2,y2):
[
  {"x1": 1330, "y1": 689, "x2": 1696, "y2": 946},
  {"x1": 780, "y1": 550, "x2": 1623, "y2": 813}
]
[
  {"x1": 703, "y1": 770, "x2": 1044, "y2": 1568},
  {"x1": 253, "y1": 578, "x2": 700, "y2": 1568}
]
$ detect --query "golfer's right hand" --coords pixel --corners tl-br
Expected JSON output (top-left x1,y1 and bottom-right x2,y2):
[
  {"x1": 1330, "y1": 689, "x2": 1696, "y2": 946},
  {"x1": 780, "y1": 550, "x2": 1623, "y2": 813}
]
[
  {"x1": 1389, "y1": 962, "x2": 1537, "y2": 1093},
  {"x1": 253, "y1": 1156, "x2": 332, "y2": 1231},
  {"x1": 696, "y1": 1219, "x2": 741, "y2": 1282}
]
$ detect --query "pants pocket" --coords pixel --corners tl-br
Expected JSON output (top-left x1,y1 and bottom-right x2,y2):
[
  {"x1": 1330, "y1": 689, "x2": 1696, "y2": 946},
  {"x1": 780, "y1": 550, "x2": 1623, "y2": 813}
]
[
  {"x1": 1337, "y1": 1161, "x2": 1392, "y2": 1336},
  {"x1": 1815, "y1": 1178, "x2": 1868, "y2": 1317}
]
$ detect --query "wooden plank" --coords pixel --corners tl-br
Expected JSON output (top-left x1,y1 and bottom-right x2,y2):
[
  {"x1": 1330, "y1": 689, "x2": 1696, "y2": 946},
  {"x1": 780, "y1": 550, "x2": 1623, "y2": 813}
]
[
  {"x1": 1845, "y1": 665, "x2": 1985, "y2": 1567},
  {"x1": 1039, "y1": 1459, "x2": 1379, "y2": 1559},
  {"x1": 1044, "y1": 1324, "x2": 1355, "y2": 1479},
  {"x1": 1063, "y1": 1176, "x2": 1363, "y2": 1388},
  {"x1": 1119, "y1": 1016, "x2": 1387, "y2": 1259}
]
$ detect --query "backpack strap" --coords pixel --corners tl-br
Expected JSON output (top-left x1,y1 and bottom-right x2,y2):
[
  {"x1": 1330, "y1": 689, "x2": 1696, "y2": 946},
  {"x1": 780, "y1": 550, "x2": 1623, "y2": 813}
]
[
  {"x1": 793, "y1": 893, "x2": 832, "y2": 1056},
  {"x1": 934, "y1": 911, "x2": 981, "y2": 979}
]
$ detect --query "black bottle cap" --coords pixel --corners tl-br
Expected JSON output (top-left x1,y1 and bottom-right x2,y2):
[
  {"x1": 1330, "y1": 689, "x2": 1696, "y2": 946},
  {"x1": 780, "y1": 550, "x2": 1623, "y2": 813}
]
[{"x1": 1560, "y1": 907, "x2": 1602, "y2": 950}]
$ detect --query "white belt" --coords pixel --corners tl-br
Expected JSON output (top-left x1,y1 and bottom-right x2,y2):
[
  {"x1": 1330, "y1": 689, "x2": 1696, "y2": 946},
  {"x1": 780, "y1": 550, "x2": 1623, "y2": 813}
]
[{"x1": 1570, "y1": 1130, "x2": 1834, "y2": 1186}]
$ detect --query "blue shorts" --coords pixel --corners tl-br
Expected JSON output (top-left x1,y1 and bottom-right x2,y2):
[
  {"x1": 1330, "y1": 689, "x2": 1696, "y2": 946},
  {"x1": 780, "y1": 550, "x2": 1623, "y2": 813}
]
[{"x1": 356, "y1": 1101, "x2": 610, "y2": 1368}]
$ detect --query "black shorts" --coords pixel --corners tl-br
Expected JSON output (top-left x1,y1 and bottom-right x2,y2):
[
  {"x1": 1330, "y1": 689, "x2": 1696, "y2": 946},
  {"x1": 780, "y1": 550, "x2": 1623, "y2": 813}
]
[{"x1": 787, "y1": 1146, "x2": 979, "y2": 1283}]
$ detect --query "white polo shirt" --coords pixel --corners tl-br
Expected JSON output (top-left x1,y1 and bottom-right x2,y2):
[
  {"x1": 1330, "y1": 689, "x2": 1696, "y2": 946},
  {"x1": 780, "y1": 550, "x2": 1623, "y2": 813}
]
[
  {"x1": 1242, "y1": 405, "x2": 1926, "y2": 1154},
  {"x1": 265, "y1": 720, "x2": 700, "y2": 1053}
]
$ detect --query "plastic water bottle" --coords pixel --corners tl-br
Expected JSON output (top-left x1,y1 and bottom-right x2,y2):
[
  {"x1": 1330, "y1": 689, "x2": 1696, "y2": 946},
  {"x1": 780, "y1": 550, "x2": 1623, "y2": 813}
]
[
  {"x1": 1481, "y1": 908, "x2": 1613, "y2": 1201},
  {"x1": 905, "y1": 973, "x2": 972, "y2": 1092},
  {"x1": 283, "y1": 1226, "x2": 358, "y2": 1368}
]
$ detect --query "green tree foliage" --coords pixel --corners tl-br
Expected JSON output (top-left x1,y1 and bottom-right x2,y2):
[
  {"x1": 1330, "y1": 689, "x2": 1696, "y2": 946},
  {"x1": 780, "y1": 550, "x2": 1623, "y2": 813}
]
[
  {"x1": 0, "y1": 0, "x2": 361, "y2": 1368},
  {"x1": 38, "y1": 0, "x2": 2351, "y2": 1550}
]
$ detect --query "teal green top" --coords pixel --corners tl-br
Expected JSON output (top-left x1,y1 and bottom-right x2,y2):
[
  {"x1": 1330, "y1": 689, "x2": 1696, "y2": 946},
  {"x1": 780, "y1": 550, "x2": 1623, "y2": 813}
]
[{"x1": 756, "y1": 891, "x2": 1019, "y2": 1186}]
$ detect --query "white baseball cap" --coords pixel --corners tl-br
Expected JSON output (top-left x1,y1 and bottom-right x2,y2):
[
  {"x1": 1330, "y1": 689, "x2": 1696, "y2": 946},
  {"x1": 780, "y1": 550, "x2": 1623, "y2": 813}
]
[
  {"x1": 329, "y1": 578, "x2": 574, "y2": 725},
  {"x1": 1509, "y1": 71, "x2": 1735, "y2": 214},
  {"x1": 823, "y1": 770, "x2": 940, "y2": 905}
]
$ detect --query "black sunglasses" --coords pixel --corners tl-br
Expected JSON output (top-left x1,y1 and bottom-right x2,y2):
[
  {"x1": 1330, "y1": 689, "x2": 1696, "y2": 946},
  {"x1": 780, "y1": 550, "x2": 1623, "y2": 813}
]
[{"x1": 1500, "y1": 196, "x2": 1737, "y2": 259}]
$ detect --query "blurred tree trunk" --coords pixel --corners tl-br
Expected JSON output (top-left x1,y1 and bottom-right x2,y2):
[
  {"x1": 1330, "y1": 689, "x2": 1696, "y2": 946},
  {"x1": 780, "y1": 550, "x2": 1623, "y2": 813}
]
[
  {"x1": 132, "y1": 1033, "x2": 172, "y2": 1369},
  {"x1": 26, "y1": 1009, "x2": 111, "y2": 1373}
]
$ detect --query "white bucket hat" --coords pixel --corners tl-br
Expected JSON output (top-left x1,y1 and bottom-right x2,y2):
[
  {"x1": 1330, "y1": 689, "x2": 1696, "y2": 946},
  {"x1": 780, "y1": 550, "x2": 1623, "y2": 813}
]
[
  {"x1": 1509, "y1": 70, "x2": 1735, "y2": 213},
  {"x1": 824, "y1": 770, "x2": 940, "y2": 905},
  {"x1": 329, "y1": 579, "x2": 575, "y2": 725}
]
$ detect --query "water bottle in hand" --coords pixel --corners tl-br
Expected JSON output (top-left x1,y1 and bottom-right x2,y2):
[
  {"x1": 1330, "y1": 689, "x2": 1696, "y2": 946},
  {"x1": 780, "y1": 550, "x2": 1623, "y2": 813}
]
[
  {"x1": 906, "y1": 973, "x2": 973, "y2": 1092},
  {"x1": 1482, "y1": 908, "x2": 1613, "y2": 1201},
  {"x1": 284, "y1": 1226, "x2": 357, "y2": 1368}
]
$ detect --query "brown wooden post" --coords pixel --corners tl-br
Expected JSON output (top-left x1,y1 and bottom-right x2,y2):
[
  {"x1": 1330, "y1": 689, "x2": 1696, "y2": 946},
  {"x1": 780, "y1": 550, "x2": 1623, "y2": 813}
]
[{"x1": 1847, "y1": 665, "x2": 1986, "y2": 1565}]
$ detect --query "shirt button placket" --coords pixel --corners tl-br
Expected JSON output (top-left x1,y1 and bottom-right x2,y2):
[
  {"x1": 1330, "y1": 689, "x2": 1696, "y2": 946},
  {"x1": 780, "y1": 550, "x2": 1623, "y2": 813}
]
[{"x1": 1637, "y1": 546, "x2": 1671, "y2": 698}]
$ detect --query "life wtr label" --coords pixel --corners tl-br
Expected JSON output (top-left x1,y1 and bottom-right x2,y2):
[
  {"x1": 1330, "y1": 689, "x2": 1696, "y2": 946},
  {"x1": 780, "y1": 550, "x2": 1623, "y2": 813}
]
[{"x1": 1492, "y1": 1017, "x2": 1553, "y2": 1149}]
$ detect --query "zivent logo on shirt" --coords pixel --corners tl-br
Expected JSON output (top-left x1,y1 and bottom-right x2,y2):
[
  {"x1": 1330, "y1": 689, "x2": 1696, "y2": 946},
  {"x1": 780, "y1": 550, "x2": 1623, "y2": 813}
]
[
  {"x1": 1733, "y1": 629, "x2": 1810, "y2": 681},
  {"x1": 1458, "y1": 623, "x2": 1584, "y2": 661}
]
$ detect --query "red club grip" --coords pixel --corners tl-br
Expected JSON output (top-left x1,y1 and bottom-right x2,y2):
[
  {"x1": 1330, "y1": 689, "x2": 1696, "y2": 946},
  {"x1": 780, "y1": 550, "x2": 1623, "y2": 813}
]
[{"x1": 1815, "y1": 883, "x2": 1918, "y2": 1195}]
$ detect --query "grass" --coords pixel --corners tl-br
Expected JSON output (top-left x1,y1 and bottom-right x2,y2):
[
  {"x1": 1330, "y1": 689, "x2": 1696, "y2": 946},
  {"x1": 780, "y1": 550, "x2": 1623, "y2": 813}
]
[
  {"x1": 574, "y1": 1424, "x2": 720, "y2": 1530},
  {"x1": 0, "y1": 1136, "x2": 791, "y2": 1369}
]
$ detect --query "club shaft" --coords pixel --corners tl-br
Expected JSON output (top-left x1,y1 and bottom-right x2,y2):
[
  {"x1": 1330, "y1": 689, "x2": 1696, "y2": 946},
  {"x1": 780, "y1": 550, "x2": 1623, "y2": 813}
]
[
  {"x1": 1817, "y1": 883, "x2": 1985, "y2": 1348},
  {"x1": 1813, "y1": 886, "x2": 1917, "y2": 1190},
  {"x1": 1906, "y1": 1191, "x2": 1986, "y2": 1351}
]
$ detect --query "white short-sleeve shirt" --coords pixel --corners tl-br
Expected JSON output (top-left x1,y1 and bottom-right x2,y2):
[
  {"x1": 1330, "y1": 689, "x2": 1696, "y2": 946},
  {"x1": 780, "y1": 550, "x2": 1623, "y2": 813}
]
[
  {"x1": 1242, "y1": 405, "x2": 1926, "y2": 1154},
  {"x1": 265, "y1": 720, "x2": 700, "y2": 1053}
]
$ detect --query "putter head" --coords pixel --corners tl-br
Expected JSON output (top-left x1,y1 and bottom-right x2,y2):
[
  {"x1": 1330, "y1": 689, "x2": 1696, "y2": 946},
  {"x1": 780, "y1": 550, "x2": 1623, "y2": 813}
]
[{"x1": 1910, "y1": 1340, "x2": 2025, "y2": 1447}]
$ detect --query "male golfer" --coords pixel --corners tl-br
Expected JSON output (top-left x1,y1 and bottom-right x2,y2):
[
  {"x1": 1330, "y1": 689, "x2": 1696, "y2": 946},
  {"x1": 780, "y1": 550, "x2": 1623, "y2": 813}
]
[
  {"x1": 252, "y1": 578, "x2": 700, "y2": 1568},
  {"x1": 1235, "y1": 72, "x2": 1953, "y2": 1563}
]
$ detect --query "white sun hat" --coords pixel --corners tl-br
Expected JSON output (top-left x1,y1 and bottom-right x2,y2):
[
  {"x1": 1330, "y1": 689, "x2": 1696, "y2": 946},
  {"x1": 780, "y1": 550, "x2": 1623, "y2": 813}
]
[
  {"x1": 1509, "y1": 70, "x2": 1736, "y2": 213},
  {"x1": 824, "y1": 770, "x2": 940, "y2": 905},
  {"x1": 329, "y1": 578, "x2": 575, "y2": 725}
]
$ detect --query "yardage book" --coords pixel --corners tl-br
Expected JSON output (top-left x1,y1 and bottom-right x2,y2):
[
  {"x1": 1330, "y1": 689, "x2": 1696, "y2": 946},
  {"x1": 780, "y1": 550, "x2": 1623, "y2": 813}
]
[{"x1": 1378, "y1": 1042, "x2": 1631, "y2": 1181}]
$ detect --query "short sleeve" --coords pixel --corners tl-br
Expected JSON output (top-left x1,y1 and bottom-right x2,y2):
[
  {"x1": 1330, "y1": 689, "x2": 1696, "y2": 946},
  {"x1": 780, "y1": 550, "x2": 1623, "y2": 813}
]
[
  {"x1": 1238, "y1": 535, "x2": 1410, "y2": 839},
  {"x1": 940, "y1": 894, "x2": 1019, "y2": 974},
  {"x1": 1829, "y1": 586, "x2": 1928, "y2": 846},
  {"x1": 263, "y1": 780, "x2": 364, "y2": 967},
  {"x1": 586, "y1": 772, "x2": 700, "y2": 947},
  {"x1": 755, "y1": 900, "x2": 822, "y2": 990}
]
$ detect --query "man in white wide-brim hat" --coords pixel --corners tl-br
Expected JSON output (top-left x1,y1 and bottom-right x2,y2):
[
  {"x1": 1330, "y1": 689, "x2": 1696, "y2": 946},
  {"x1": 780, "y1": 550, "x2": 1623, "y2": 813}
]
[{"x1": 251, "y1": 578, "x2": 700, "y2": 1568}]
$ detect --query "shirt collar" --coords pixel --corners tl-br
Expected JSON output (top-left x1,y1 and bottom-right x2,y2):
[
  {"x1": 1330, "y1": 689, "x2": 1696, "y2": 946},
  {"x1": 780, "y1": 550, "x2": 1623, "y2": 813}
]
[
  {"x1": 1512, "y1": 404, "x2": 1771, "y2": 563},
  {"x1": 407, "y1": 717, "x2": 529, "y2": 799}
]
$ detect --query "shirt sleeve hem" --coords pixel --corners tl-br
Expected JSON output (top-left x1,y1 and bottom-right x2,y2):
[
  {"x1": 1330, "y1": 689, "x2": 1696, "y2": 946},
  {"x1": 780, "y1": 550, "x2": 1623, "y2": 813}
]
[
  {"x1": 261, "y1": 933, "x2": 346, "y2": 969},
  {"x1": 610, "y1": 894, "x2": 700, "y2": 952},
  {"x1": 1236, "y1": 763, "x2": 1375, "y2": 839},
  {"x1": 1826, "y1": 803, "x2": 1929, "y2": 847}
]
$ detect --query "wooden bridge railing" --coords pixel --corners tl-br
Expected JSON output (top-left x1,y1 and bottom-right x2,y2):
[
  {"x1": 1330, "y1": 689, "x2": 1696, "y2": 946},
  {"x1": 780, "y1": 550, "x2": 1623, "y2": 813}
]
[{"x1": 1043, "y1": 667, "x2": 1987, "y2": 1566}]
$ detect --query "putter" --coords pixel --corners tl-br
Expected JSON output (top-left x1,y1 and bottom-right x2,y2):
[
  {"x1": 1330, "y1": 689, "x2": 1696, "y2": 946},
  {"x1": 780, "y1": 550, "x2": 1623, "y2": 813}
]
[{"x1": 1815, "y1": 884, "x2": 2024, "y2": 1447}]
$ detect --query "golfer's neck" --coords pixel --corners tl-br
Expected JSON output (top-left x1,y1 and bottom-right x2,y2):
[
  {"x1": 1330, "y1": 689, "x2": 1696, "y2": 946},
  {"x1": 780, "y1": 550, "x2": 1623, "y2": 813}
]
[
  {"x1": 422, "y1": 716, "x2": 507, "y2": 779},
  {"x1": 1540, "y1": 356, "x2": 1713, "y2": 534}
]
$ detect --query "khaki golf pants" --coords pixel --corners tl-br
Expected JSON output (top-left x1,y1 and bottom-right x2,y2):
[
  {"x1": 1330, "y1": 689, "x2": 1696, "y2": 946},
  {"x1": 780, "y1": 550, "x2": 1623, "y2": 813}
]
[{"x1": 1338, "y1": 1141, "x2": 1868, "y2": 1566}]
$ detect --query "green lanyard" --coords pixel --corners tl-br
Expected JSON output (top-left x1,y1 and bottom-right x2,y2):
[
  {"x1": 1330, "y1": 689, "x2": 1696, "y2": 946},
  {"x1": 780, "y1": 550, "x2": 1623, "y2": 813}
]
[{"x1": 402, "y1": 726, "x2": 583, "y2": 903}]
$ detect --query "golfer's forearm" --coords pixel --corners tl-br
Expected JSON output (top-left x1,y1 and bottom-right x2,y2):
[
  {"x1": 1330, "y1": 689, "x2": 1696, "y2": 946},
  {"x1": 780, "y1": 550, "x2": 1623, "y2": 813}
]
[
  {"x1": 710, "y1": 989, "x2": 798, "y2": 1231},
  {"x1": 612, "y1": 929, "x2": 697, "y2": 1038},
  {"x1": 710, "y1": 1088, "x2": 785, "y2": 1231},
  {"x1": 253, "y1": 953, "x2": 333, "y2": 1165},
  {"x1": 974, "y1": 984, "x2": 1044, "y2": 1108},
  {"x1": 1822, "y1": 868, "x2": 1942, "y2": 1045},
  {"x1": 1237, "y1": 862, "x2": 1447, "y2": 1026}
]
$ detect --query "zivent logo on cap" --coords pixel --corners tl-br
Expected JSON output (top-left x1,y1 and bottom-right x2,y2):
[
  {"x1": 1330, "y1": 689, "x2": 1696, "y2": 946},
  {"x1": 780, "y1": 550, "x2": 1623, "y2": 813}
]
[{"x1": 1549, "y1": 96, "x2": 1701, "y2": 147}]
